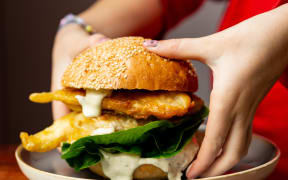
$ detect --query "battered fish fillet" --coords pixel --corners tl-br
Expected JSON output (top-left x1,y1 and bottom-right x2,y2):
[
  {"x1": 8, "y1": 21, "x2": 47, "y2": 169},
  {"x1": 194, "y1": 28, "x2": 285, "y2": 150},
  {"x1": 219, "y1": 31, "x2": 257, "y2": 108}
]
[
  {"x1": 20, "y1": 112, "x2": 144, "y2": 152},
  {"x1": 29, "y1": 89, "x2": 203, "y2": 119}
]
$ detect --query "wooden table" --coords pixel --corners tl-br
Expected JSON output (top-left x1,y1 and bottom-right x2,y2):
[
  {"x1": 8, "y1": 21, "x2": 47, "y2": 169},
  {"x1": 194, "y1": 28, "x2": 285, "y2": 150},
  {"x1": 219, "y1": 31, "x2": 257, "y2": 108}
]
[{"x1": 0, "y1": 145, "x2": 28, "y2": 180}]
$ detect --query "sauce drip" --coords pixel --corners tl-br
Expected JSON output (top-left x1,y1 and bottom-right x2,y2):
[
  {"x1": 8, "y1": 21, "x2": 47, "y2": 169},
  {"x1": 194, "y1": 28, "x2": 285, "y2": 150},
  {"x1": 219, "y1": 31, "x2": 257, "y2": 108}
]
[
  {"x1": 76, "y1": 89, "x2": 111, "y2": 117},
  {"x1": 100, "y1": 140, "x2": 198, "y2": 180}
]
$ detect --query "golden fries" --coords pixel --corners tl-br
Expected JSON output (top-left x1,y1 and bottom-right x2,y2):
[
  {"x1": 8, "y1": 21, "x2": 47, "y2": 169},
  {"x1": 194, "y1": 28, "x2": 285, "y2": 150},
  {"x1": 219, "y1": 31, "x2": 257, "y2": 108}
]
[
  {"x1": 29, "y1": 89, "x2": 84, "y2": 105},
  {"x1": 20, "y1": 112, "x2": 141, "y2": 152},
  {"x1": 20, "y1": 112, "x2": 75, "y2": 152}
]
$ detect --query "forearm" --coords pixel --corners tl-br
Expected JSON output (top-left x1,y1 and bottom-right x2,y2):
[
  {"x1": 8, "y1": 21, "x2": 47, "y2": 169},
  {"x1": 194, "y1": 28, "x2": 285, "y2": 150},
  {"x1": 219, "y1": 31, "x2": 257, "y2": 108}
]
[
  {"x1": 229, "y1": 3, "x2": 288, "y2": 81},
  {"x1": 262, "y1": 4, "x2": 288, "y2": 62},
  {"x1": 52, "y1": 24, "x2": 88, "y2": 91},
  {"x1": 273, "y1": 4, "x2": 288, "y2": 87},
  {"x1": 79, "y1": 0, "x2": 164, "y2": 38},
  {"x1": 264, "y1": 4, "x2": 288, "y2": 85}
]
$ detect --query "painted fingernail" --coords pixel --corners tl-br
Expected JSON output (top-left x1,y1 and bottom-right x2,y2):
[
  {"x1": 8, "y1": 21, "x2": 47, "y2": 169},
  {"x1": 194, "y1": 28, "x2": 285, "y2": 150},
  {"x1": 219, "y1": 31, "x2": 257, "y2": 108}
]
[
  {"x1": 98, "y1": 37, "x2": 109, "y2": 43},
  {"x1": 143, "y1": 40, "x2": 158, "y2": 47}
]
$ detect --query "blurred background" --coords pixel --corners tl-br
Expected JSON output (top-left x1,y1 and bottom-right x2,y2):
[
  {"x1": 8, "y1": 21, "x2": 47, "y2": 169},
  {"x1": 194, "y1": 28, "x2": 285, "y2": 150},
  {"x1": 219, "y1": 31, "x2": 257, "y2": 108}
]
[{"x1": 0, "y1": 0, "x2": 227, "y2": 144}]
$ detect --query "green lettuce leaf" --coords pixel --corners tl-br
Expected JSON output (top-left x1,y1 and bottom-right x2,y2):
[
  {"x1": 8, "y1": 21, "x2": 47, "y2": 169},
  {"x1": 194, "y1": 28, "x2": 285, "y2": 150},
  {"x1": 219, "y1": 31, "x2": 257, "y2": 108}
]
[{"x1": 61, "y1": 106, "x2": 208, "y2": 171}]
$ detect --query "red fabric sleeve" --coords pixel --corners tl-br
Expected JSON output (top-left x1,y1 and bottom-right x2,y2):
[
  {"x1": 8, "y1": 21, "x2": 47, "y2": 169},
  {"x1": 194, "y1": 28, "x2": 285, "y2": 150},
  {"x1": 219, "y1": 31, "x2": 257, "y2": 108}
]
[{"x1": 160, "y1": 0, "x2": 205, "y2": 31}]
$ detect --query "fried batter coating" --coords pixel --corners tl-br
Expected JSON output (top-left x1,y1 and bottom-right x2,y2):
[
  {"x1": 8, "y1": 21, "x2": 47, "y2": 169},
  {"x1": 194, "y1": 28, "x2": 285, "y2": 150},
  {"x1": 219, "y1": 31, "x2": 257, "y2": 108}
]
[
  {"x1": 20, "y1": 113, "x2": 73, "y2": 152},
  {"x1": 20, "y1": 112, "x2": 143, "y2": 152},
  {"x1": 29, "y1": 89, "x2": 84, "y2": 105},
  {"x1": 103, "y1": 91, "x2": 191, "y2": 119},
  {"x1": 29, "y1": 89, "x2": 203, "y2": 119},
  {"x1": 187, "y1": 94, "x2": 204, "y2": 114}
]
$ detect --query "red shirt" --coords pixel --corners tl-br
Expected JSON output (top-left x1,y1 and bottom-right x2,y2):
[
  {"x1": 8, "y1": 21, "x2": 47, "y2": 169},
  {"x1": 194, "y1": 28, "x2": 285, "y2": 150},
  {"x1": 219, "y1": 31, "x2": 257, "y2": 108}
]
[{"x1": 161, "y1": 0, "x2": 288, "y2": 179}]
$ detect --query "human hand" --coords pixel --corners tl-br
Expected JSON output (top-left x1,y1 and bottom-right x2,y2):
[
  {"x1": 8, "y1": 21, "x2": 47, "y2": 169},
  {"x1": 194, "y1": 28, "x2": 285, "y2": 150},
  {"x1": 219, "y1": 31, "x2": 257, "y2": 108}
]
[
  {"x1": 51, "y1": 24, "x2": 109, "y2": 120},
  {"x1": 144, "y1": 5, "x2": 288, "y2": 178}
]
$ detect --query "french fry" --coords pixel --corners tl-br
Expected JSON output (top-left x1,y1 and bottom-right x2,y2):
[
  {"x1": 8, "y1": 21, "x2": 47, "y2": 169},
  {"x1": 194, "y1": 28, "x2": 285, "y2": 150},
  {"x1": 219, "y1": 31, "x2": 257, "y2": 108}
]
[
  {"x1": 20, "y1": 112, "x2": 141, "y2": 152},
  {"x1": 29, "y1": 89, "x2": 84, "y2": 105}
]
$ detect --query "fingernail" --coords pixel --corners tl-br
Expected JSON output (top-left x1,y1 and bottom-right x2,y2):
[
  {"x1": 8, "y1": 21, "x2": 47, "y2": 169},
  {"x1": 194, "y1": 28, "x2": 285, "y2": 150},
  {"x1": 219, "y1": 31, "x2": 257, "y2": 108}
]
[
  {"x1": 90, "y1": 36, "x2": 108, "y2": 47},
  {"x1": 186, "y1": 163, "x2": 196, "y2": 179},
  {"x1": 143, "y1": 40, "x2": 158, "y2": 47},
  {"x1": 98, "y1": 37, "x2": 109, "y2": 43}
]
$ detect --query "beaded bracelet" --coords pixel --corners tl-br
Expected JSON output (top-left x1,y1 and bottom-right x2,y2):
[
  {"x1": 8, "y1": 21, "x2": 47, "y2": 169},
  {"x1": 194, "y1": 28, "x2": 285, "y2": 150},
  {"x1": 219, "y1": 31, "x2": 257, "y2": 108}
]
[{"x1": 58, "y1": 13, "x2": 94, "y2": 34}]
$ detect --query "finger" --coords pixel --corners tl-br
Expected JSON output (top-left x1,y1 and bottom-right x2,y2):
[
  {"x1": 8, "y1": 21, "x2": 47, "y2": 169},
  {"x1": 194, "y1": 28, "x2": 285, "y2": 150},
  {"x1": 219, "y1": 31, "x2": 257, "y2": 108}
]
[
  {"x1": 200, "y1": 82, "x2": 258, "y2": 177},
  {"x1": 201, "y1": 117, "x2": 253, "y2": 177},
  {"x1": 143, "y1": 37, "x2": 214, "y2": 62},
  {"x1": 186, "y1": 89, "x2": 238, "y2": 179},
  {"x1": 88, "y1": 33, "x2": 110, "y2": 47}
]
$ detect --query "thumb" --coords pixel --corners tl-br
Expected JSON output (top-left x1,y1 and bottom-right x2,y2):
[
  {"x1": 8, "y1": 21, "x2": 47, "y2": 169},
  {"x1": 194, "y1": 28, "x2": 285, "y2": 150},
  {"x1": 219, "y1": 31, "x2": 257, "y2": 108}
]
[{"x1": 143, "y1": 38, "x2": 211, "y2": 62}]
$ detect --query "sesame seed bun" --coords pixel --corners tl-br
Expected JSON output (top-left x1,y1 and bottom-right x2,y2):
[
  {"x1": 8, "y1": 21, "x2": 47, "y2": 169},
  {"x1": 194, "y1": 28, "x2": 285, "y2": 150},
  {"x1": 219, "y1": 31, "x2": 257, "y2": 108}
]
[{"x1": 62, "y1": 37, "x2": 198, "y2": 92}]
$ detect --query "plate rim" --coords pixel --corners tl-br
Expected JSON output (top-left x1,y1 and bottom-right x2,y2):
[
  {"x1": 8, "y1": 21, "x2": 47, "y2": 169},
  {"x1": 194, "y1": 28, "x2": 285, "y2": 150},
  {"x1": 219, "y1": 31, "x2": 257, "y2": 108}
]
[
  {"x1": 15, "y1": 134, "x2": 281, "y2": 180},
  {"x1": 15, "y1": 145, "x2": 96, "y2": 180},
  {"x1": 197, "y1": 134, "x2": 281, "y2": 180}
]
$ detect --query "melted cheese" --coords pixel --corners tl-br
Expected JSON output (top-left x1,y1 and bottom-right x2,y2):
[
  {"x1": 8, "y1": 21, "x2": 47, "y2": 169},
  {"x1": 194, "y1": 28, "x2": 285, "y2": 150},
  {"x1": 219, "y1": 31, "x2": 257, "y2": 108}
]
[
  {"x1": 99, "y1": 140, "x2": 198, "y2": 180},
  {"x1": 76, "y1": 89, "x2": 111, "y2": 117}
]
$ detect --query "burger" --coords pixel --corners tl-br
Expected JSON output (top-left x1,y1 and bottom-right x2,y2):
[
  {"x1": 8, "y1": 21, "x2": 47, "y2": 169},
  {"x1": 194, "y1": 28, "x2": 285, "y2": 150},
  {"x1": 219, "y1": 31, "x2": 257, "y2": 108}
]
[{"x1": 20, "y1": 37, "x2": 208, "y2": 180}]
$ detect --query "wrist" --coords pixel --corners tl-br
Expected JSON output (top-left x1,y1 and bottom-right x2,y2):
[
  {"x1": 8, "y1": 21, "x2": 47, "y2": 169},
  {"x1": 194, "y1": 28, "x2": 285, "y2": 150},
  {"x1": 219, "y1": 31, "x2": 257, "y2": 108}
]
[
  {"x1": 56, "y1": 23, "x2": 87, "y2": 39},
  {"x1": 52, "y1": 24, "x2": 87, "y2": 91},
  {"x1": 59, "y1": 13, "x2": 94, "y2": 34},
  {"x1": 53, "y1": 23, "x2": 88, "y2": 57}
]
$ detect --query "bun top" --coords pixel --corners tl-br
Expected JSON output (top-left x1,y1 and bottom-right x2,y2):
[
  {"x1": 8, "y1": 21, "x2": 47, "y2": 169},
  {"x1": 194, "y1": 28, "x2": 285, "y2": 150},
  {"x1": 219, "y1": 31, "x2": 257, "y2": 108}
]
[{"x1": 62, "y1": 37, "x2": 198, "y2": 92}]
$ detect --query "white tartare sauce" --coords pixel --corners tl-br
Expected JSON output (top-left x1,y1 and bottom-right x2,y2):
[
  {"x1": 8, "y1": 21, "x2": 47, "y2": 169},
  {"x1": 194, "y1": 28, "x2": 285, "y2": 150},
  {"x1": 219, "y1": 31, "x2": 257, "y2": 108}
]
[
  {"x1": 76, "y1": 89, "x2": 111, "y2": 117},
  {"x1": 91, "y1": 127, "x2": 115, "y2": 136},
  {"x1": 99, "y1": 140, "x2": 199, "y2": 180}
]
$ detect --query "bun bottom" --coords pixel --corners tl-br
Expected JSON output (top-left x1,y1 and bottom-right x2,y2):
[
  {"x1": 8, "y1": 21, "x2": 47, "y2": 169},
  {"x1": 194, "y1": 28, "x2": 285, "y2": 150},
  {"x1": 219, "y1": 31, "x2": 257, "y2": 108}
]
[
  {"x1": 88, "y1": 136, "x2": 201, "y2": 179},
  {"x1": 90, "y1": 163, "x2": 167, "y2": 179}
]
